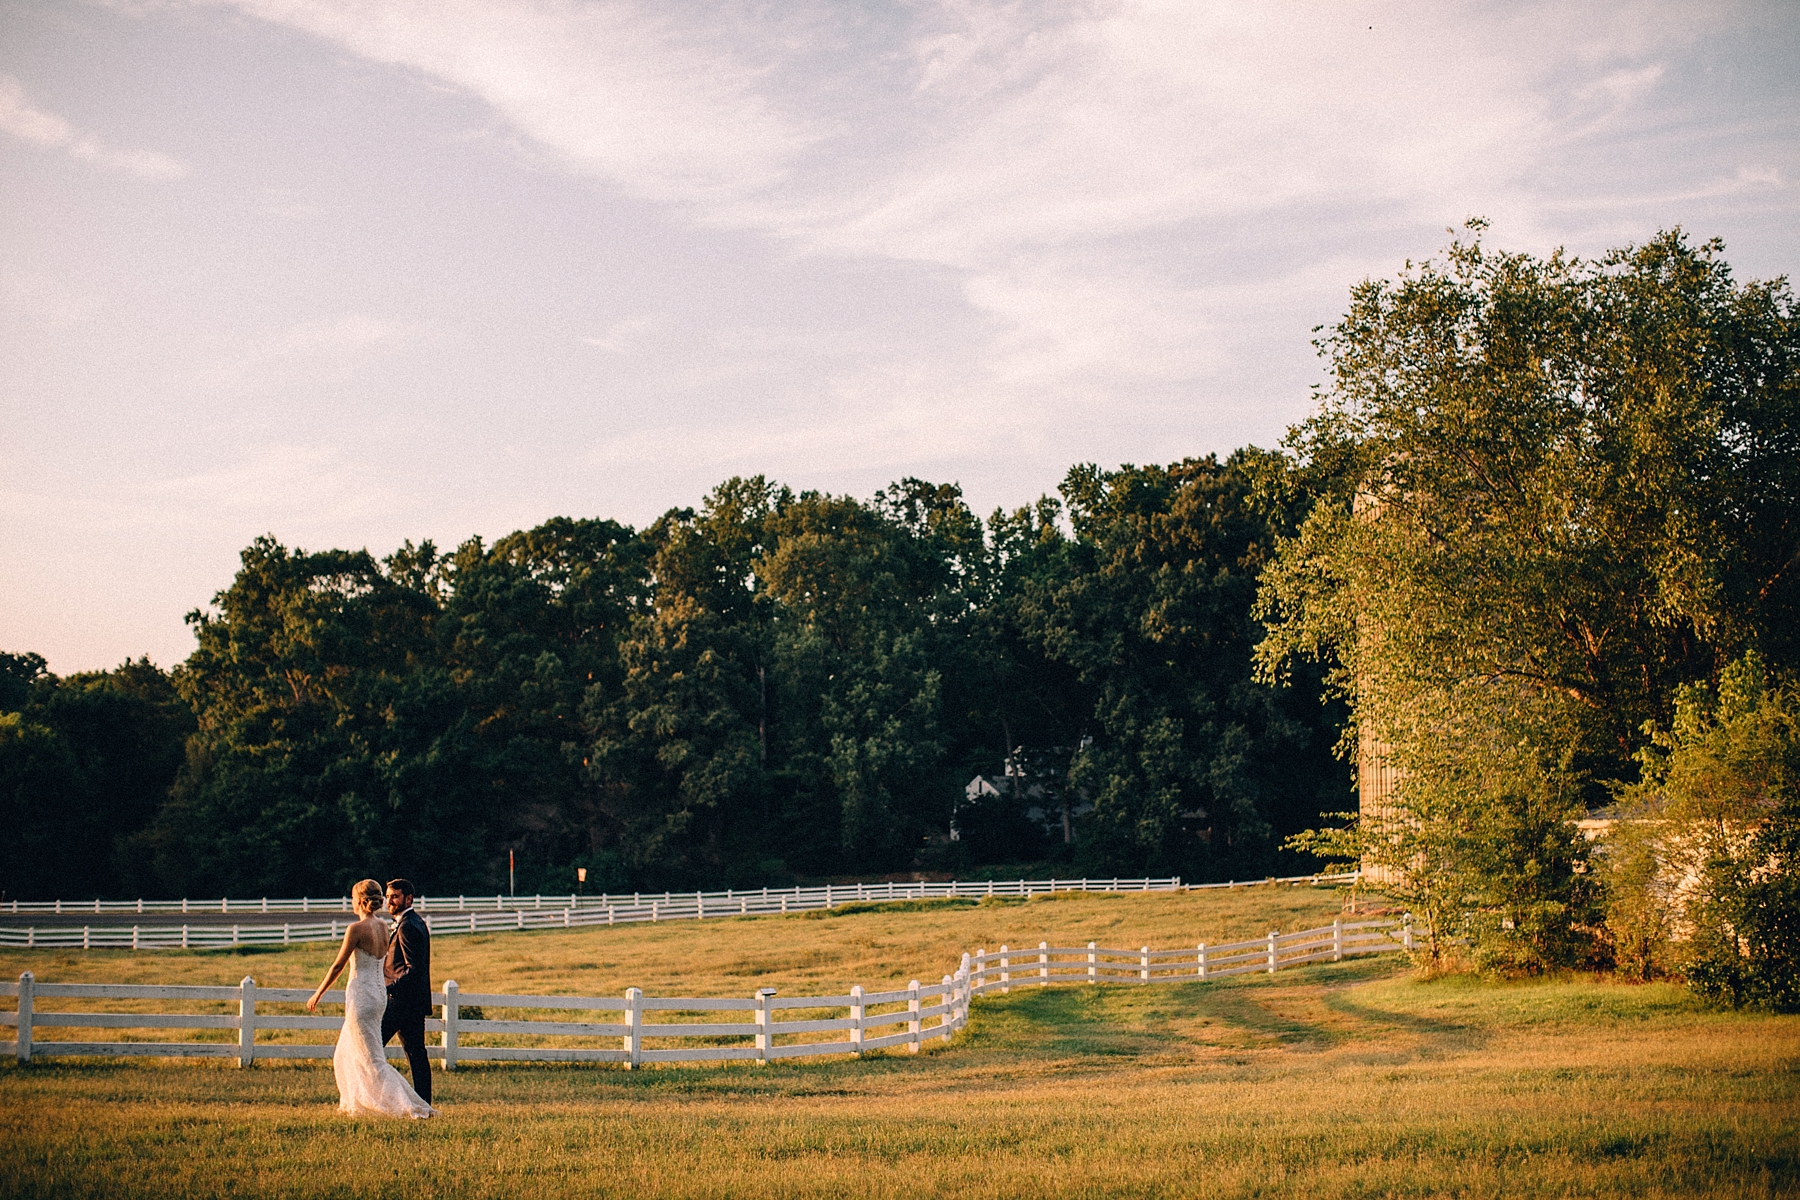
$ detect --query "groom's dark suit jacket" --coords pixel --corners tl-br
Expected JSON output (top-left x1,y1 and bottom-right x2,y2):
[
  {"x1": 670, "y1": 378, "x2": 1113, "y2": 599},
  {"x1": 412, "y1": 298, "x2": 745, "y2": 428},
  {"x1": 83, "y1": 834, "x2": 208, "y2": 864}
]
[{"x1": 386, "y1": 907, "x2": 432, "y2": 1017}]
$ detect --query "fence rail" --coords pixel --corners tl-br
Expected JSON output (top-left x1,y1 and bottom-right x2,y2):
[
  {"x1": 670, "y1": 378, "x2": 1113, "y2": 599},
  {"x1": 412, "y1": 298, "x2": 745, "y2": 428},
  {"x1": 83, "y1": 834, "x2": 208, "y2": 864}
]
[
  {"x1": 0, "y1": 915, "x2": 1408, "y2": 1068},
  {"x1": 0, "y1": 874, "x2": 1359, "y2": 950}
]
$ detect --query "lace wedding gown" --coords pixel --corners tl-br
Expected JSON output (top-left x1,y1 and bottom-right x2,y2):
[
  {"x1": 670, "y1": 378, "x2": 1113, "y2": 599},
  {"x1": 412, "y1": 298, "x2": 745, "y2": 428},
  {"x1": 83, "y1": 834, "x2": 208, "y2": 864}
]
[{"x1": 334, "y1": 948, "x2": 436, "y2": 1119}]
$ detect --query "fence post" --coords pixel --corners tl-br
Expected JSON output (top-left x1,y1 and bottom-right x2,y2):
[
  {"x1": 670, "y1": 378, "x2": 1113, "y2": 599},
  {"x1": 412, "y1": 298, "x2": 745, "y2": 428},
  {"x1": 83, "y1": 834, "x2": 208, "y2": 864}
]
[
  {"x1": 908, "y1": 981, "x2": 921, "y2": 1053},
  {"x1": 83, "y1": 926, "x2": 89, "y2": 951},
  {"x1": 443, "y1": 980, "x2": 459, "y2": 1071},
  {"x1": 1266, "y1": 931, "x2": 1278, "y2": 974},
  {"x1": 1333, "y1": 917, "x2": 1343, "y2": 962},
  {"x1": 1039, "y1": 942, "x2": 1049, "y2": 986},
  {"x1": 754, "y1": 989, "x2": 770, "y2": 1065},
  {"x1": 1403, "y1": 913, "x2": 1414, "y2": 952},
  {"x1": 133, "y1": 925, "x2": 140, "y2": 951},
  {"x1": 182, "y1": 924, "x2": 189, "y2": 949},
  {"x1": 1000, "y1": 946, "x2": 1010, "y2": 994},
  {"x1": 1140, "y1": 946, "x2": 1150, "y2": 982},
  {"x1": 849, "y1": 985, "x2": 863, "y2": 1056},
  {"x1": 974, "y1": 949, "x2": 985, "y2": 994},
  {"x1": 1197, "y1": 943, "x2": 1207, "y2": 980},
  {"x1": 624, "y1": 987, "x2": 642, "y2": 1069},
  {"x1": 941, "y1": 975, "x2": 955, "y2": 1040},
  {"x1": 16, "y1": 972, "x2": 31, "y2": 1064},
  {"x1": 238, "y1": 976, "x2": 257, "y2": 1068}
]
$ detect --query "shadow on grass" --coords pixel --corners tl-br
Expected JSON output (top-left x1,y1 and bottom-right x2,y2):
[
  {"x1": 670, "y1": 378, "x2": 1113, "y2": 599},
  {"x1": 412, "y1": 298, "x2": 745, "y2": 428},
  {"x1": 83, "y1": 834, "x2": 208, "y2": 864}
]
[{"x1": 963, "y1": 984, "x2": 1175, "y2": 1059}]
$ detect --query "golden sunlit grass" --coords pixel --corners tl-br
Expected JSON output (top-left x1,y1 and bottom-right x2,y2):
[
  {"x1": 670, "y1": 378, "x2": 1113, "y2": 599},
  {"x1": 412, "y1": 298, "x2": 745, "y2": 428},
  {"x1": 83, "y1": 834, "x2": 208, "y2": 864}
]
[
  {"x1": 2, "y1": 887, "x2": 1796, "y2": 1199},
  {"x1": 0, "y1": 884, "x2": 1354, "y2": 999}
]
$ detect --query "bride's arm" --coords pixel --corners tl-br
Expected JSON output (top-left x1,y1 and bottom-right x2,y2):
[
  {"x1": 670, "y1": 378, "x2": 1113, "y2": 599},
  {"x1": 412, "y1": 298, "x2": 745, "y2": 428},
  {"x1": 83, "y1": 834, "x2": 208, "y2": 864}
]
[{"x1": 306, "y1": 924, "x2": 360, "y2": 1012}]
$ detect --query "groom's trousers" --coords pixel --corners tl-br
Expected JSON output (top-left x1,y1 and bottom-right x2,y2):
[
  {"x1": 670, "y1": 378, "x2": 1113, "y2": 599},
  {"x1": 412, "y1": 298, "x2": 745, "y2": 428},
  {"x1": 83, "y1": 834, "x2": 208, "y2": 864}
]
[{"x1": 381, "y1": 1003, "x2": 432, "y2": 1104}]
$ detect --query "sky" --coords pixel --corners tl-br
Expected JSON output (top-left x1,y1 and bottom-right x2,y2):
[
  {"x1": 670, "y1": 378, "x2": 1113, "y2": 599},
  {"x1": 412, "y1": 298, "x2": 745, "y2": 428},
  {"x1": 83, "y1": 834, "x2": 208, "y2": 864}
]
[{"x1": 2, "y1": 0, "x2": 1796, "y2": 674}]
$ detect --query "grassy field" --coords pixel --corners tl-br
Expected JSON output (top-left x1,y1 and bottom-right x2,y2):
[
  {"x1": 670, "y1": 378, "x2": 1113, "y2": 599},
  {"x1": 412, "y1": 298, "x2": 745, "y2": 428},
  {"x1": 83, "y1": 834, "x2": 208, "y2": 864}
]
[
  {"x1": 1, "y1": 886, "x2": 1796, "y2": 1198},
  {"x1": 0, "y1": 884, "x2": 1355, "y2": 999}
]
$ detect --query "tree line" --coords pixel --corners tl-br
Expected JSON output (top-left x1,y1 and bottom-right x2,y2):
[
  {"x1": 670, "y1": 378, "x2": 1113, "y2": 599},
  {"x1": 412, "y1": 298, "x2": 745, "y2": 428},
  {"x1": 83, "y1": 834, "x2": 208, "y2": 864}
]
[{"x1": 2, "y1": 457, "x2": 1345, "y2": 901}]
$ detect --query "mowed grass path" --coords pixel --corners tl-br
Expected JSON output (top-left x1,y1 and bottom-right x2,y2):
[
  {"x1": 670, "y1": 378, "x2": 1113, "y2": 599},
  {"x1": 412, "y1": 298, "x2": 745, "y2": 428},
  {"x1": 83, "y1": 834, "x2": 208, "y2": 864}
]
[{"x1": 2, "y1": 888, "x2": 1796, "y2": 1199}]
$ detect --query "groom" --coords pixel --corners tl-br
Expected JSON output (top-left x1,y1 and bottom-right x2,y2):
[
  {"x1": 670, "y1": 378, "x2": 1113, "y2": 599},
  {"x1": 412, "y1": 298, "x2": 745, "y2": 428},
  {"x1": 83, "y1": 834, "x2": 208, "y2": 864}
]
[{"x1": 382, "y1": 878, "x2": 432, "y2": 1104}]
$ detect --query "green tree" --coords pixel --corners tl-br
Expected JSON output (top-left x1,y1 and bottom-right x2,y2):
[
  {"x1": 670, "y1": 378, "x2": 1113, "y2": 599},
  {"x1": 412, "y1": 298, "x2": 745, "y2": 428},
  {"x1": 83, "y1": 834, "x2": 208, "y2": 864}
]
[
  {"x1": 1259, "y1": 225, "x2": 1800, "y2": 968},
  {"x1": 1, "y1": 655, "x2": 192, "y2": 900},
  {"x1": 1614, "y1": 652, "x2": 1800, "y2": 1008},
  {"x1": 437, "y1": 518, "x2": 645, "y2": 890},
  {"x1": 757, "y1": 485, "x2": 955, "y2": 869},
  {"x1": 1016, "y1": 452, "x2": 1347, "y2": 877},
  {"x1": 584, "y1": 484, "x2": 770, "y2": 884},
  {"x1": 150, "y1": 537, "x2": 444, "y2": 894}
]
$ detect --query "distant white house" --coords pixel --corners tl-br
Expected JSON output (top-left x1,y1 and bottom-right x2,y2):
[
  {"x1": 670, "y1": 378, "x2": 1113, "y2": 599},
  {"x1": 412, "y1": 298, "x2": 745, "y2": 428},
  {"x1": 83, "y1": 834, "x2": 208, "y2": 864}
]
[{"x1": 959, "y1": 757, "x2": 1091, "y2": 843}]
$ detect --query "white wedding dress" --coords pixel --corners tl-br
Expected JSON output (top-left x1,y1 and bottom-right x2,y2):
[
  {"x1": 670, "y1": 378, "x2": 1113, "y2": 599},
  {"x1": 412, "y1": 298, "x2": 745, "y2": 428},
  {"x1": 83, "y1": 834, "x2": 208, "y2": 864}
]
[{"x1": 334, "y1": 947, "x2": 436, "y2": 1119}]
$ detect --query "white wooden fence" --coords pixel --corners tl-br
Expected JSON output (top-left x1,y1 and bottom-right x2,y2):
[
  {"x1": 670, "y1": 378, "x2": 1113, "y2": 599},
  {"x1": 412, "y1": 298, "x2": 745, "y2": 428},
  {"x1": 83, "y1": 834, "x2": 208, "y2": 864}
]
[
  {"x1": 0, "y1": 916, "x2": 1409, "y2": 1067},
  {"x1": 0, "y1": 874, "x2": 1357, "y2": 950}
]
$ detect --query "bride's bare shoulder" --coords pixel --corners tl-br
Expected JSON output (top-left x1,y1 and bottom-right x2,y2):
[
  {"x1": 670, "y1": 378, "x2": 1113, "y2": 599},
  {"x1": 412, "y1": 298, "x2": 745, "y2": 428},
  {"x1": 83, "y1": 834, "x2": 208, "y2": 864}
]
[{"x1": 354, "y1": 916, "x2": 389, "y2": 954}]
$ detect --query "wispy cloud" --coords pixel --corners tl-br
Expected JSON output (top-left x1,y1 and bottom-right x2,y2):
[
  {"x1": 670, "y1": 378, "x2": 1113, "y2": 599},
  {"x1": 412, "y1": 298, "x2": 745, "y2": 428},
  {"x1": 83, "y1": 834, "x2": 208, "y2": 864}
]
[
  {"x1": 203, "y1": 0, "x2": 812, "y2": 204},
  {"x1": 185, "y1": 313, "x2": 401, "y2": 388},
  {"x1": 3, "y1": 445, "x2": 405, "y2": 533},
  {"x1": 581, "y1": 315, "x2": 660, "y2": 354},
  {"x1": 192, "y1": 2, "x2": 1724, "y2": 387},
  {"x1": 145, "y1": 444, "x2": 412, "y2": 525},
  {"x1": 0, "y1": 75, "x2": 188, "y2": 178}
]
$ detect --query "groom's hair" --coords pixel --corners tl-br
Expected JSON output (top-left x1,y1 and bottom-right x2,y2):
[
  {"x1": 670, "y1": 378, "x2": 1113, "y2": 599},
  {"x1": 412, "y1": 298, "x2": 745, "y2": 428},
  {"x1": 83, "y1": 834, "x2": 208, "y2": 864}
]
[{"x1": 387, "y1": 878, "x2": 415, "y2": 899}]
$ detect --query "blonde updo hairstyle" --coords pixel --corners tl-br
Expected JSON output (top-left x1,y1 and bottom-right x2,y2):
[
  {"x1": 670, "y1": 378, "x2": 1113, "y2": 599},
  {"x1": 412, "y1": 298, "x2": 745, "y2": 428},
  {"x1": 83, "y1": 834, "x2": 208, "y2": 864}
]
[{"x1": 351, "y1": 878, "x2": 385, "y2": 916}]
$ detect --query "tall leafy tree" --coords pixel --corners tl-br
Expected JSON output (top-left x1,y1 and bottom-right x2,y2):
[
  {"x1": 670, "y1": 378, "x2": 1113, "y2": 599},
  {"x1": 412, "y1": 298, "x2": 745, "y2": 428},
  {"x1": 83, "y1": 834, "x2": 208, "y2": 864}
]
[
  {"x1": 2, "y1": 654, "x2": 192, "y2": 900},
  {"x1": 1015, "y1": 452, "x2": 1347, "y2": 877},
  {"x1": 584, "y1": 483, "x2": 771, "y2": 884},
  {"x1": 439, "y1": 518, "x2": 645, "y2": 889},
  {"x1": 150, "y1": 538, "x2": 443, "y2": 894},
  {"x1": 1257, "y1": 225, "x2": 1800, "y2": 967},
  {"x1": 757, "y1": 486, "x2": 952, "y2": 869},
  {"x1": 1612, "y1": 652, "x2": 1800, "y2": 1007}
]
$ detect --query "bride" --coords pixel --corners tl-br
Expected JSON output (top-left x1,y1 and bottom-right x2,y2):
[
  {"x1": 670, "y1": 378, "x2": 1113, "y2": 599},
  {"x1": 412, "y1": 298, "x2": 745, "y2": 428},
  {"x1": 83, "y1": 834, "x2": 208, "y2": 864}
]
[{"x1": 307, "y1": 878, "x2": 437, "y2": 1119}]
